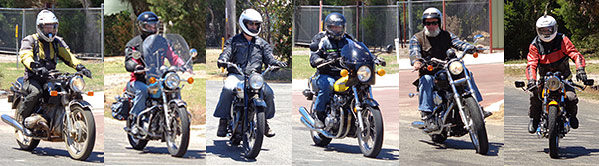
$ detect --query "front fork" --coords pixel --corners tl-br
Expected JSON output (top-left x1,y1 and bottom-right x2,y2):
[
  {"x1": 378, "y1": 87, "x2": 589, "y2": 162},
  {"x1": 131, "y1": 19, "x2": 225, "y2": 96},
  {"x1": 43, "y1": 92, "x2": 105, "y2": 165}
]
[
  {"x1": 352, "y1": 86, "x2": 375, "y2": 133},
  {"x1": 162, "y1": 91, "x2": 172, "y2": 132},
  {"x1": 446, "y1": 68, "x2": 482, "y2": 131}
]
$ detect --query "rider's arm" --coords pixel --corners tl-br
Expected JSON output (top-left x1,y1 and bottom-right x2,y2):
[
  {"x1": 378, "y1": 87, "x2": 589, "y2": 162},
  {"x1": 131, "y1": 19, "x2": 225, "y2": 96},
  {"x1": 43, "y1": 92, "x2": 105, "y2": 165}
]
[
  {"x1": 56, "y1": 37, "x2": 82, "y2": 69},
  {"x1": 408, "y1": 35, "x2": 423, "y2": 66},
  {"x1": 562, "y1": 36, "x2": 586, "y2": 69},
  {"x1": 260, "y1": 41, "x2": 280, "y2": 66},
  {"x1": 218, "y1": 37, "x2": 234, "y2": 68},
  {"x1": 449, "y1": 32, "x2": 473, "y2": 52},
  {"x1": 124, "y1": 37, "x2": 141, "y2": 72},
  {"x1": 19, "y1": 35, "x2": 36, "y2": 70},
  {"x1": 526, "y1": 44, "x2": 539, "y2": 80},
  {"x1": 166, "y1": 45, "x2": 185, "y2": 66},
  {"x1": 309, "y1": 33, "x2": 326, "y2": 68}
]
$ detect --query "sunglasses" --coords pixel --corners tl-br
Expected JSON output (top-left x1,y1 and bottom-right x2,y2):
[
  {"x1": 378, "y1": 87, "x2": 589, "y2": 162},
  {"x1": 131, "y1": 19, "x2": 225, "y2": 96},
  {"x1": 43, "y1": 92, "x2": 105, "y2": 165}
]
[
  {"x1": 424, "y1": 21, "x2": 439, "y2": 26},
  {"x1": 245, "y1": 21, "x2": 261, "y2": 26}
]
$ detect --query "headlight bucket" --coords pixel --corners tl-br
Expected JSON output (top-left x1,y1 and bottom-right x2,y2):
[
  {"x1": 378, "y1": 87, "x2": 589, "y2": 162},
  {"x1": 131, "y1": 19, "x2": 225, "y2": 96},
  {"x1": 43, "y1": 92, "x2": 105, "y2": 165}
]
[
  {"x1": 357, "y1": 65, "x2": 372, "y2": 82},
  {"x1": 164, "y1": 72, "x2": 181, "y2": 89},
  {"x1": 70, "y1": 76, "x2": 85, "y2": 92},
  {"x1": 448, "y1": 61, "x2": 464, "y2": 75},
  {"x1": 249, "y1": 74, "x2": 264, "y2": 90}
]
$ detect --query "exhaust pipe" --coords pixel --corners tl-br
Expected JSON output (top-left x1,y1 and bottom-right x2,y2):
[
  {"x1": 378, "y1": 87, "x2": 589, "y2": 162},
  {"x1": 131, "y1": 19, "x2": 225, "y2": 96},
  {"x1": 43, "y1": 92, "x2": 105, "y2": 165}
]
[
  {"x1": 298, "y1": 107, "x2": 336, "y2": 138},
  {"x1": 2, "y1": 114, "x2": 32, "y2": 136}
]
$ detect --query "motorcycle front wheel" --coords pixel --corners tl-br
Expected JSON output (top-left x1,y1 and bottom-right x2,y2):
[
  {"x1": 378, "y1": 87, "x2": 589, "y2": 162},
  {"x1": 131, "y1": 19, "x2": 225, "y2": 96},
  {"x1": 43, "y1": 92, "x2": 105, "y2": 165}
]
[
  {"x1": 63, "y1": 105, "x2": 96, "y2": 161},
  {"x1": 242, "y1": 110, "x2": 264, "y2": 159},
  {"x1": 357, "y1": 106, "x2": 384, "y2": 158},
  {"x1": 547, "y1": 105, "x2": 560, "y2": 158},
  {"x1": 464, "y1": 97, "x2": 489, "y2": 155},
  {"x1": 14, "y1": 101, "x2": 40, "y2": 151},
  {"x1": 165, "y1": 105, "x2": 190, "y2": 157}
]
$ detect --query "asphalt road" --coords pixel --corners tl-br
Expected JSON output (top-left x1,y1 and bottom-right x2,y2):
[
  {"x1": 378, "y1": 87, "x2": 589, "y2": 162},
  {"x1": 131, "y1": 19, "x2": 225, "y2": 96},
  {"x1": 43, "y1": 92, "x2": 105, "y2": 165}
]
[
  {"x1": 291, "y1": 77, "x2": 400, "y2": 165},
  {"x1": 103, "y1": 117, "x2": 206, "y2": 165},
  {"x1": 205, "y1": 81, "x2": 293, "y2": 165},
  {"x1": 504, "y1": 86, "x2": 599, "y2": 164},
  {"x1": 0, "y1": 97, "x2": 104, "y2": 165},
  {"x1": 396, "y1": 63, "x2": 505, "y2": 166}
]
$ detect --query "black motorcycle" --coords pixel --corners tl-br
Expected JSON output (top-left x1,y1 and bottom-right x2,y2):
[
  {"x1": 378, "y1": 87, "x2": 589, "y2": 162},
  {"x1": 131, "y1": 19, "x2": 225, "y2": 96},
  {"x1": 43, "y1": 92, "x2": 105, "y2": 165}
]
[
  {"x1": 409, "y1": 35, "x2": 489, "y2": 155},
  {"x1": 3, "y1": 70, "x2": 96, "y2": 160},
  {"x1": 111, "y1": 34, "x2": 196, "y2": 157},
  {"x1": 515, "y1": 73, "x2": 593, "y2": 158},
  {"x1": 217, "y1": 60, "x2": 279, "y2": 159},
  {"x1": 299, "y1": 41, "x2": 386, "y2": 158}
]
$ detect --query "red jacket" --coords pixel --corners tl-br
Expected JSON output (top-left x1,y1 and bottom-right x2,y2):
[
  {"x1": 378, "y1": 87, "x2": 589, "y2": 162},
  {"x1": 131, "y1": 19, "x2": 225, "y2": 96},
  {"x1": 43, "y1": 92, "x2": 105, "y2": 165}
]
[{"x1": 526, "y1": 34, "x2": 585, "y2": 80}]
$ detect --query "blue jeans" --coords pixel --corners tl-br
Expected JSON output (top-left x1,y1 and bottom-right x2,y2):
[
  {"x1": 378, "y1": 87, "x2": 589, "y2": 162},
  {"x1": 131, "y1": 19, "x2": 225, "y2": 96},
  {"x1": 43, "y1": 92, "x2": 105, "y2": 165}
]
[
  {"x1": 313, "y1": 74, "x2": 340, "y2": 112},
  {"x1": 214, "y1": 74, "x2": 276, "y2": 119},
  {"x1": 128, "y1": 81, "x2": 148, "y2": 117},
  {"x1": 418, "y1": 72, "x2": 483, "y2": 112}
]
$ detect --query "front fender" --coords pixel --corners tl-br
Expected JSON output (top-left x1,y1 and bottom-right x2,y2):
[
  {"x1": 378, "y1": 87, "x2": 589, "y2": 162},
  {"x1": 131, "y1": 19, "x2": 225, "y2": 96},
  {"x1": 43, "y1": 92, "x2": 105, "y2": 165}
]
[
  {"x1": 362, "y1": 98, "x2": 380, "y2": 107},
  {"x1": 168, "y1": 99, "x2": 188, "y2": 108},
  {"x1": 251, "y1": 97, "x2": 267, "y2": 110},
  {"x1": 69, "y1": 99, "x2": 93, "y2": 111}
]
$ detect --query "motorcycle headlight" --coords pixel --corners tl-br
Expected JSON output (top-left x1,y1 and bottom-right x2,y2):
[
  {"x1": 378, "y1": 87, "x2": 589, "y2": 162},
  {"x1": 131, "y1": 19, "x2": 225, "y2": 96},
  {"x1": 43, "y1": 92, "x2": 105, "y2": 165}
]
[
  {"x1": 357, "y1": 66, "x2": 371, "y2": 82},
  {"x1": 164, "y1": 72, "x2": 180, "y2": 89},
  {"x1": 249, "y1": 74, "x2": 264, "y2": 90},
  {"x1": 545, "y1": 76, "x2": 562, "y2": 91},
  {"x1": 448, "y1": 61, "x2": 464, "y2": 75},
  {"x1": 69, "y1": 76, "x2": 85, "y2": 92}
]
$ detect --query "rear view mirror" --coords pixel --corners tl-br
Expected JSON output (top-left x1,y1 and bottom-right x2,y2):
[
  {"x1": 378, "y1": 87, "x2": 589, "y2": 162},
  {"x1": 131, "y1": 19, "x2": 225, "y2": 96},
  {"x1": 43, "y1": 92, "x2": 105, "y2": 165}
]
[
  {"x1": 584, "y1": 79, "x2": 594, "y2": 86},
  {"x1": 189, "y1": 48, "x2": 198, "y2": 58},
  {"x1": 515, "y1": 81, "x2": 525, "y2": 88}
]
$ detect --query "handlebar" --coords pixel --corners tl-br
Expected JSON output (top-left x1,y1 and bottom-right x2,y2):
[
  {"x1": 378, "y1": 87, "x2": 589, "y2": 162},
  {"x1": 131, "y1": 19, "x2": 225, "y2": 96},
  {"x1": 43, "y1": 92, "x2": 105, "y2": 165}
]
[{"x1": 218, "y1": 60, "x2": 280, "y2": 76}]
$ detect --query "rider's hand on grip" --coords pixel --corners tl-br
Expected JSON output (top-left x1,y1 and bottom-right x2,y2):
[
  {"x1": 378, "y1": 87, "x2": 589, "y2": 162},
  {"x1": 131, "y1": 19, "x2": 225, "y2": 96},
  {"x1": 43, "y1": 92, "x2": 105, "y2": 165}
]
[
  {"x1": 576, "y1": 68, "x2": 587, "y2": 82},
  {"x1": 527, "y1": 79, "x2": 537, "y2": 90}
]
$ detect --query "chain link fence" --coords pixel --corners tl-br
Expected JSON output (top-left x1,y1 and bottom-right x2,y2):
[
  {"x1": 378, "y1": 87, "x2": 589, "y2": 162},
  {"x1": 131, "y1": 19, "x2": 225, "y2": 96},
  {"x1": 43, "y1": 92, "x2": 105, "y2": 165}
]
[
  {"x1": 0, "y1": 7, "x2": 104, "y2": 60},
  {"x1": 294, "y1": 1, "x2": 492, "y2": 49}
]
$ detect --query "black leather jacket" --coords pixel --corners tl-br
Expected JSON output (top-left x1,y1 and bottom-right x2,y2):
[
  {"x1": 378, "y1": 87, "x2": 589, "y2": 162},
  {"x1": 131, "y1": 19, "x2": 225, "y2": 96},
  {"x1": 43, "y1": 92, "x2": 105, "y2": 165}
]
[
  {"x1": 218, "y1": 33, "x2": 281, "y2": 75},
  {"x1": 309, "y1": 32, "x2": 353, "y2": 77}
]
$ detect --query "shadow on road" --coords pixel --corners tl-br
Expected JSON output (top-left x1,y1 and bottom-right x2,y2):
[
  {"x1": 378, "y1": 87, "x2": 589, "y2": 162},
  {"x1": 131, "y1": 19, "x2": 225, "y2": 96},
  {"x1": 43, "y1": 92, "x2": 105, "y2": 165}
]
[
  {"x1": 206, "y1": 140, "x2": 265, "y2": 162},
  {"x1": 13, "y1": 147, "x2": 104, "y2": 163},
  {"x1": 317, "y1": 143, "x2": 399, "y2": 160},
  {"x1": 540, "y1": 146, "x2": 599, "y2": 159},
  {"x1": 124, "y1": 146, "x2": 205, "y2": 159},
  {"x1": 419, "y1": 139, "x2": 504, "y2": 156}
]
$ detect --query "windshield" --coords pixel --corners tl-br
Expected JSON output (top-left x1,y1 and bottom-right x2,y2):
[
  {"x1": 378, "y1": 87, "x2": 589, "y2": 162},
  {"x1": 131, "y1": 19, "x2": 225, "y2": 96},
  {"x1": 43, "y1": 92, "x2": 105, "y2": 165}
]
[{"x1": 141, "y1": 34, "x2": 193, "y2": 80}]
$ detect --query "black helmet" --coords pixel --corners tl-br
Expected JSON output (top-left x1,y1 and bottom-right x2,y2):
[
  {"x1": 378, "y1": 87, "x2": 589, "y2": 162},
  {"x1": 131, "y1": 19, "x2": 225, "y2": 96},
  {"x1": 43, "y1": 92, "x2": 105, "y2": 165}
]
[
  {"x1": 137, "y1": 11, "x2": 160, "y2": 38},
  {"x1": 324, "y1": 12, "x2": 346, "y2": 40}
]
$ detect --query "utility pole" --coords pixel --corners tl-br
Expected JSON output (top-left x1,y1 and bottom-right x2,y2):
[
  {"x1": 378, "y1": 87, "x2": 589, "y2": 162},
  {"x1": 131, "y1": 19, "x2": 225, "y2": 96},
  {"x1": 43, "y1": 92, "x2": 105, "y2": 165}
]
[{"x1": 225, "y1": 0, "x2": 236, "y2": 41}]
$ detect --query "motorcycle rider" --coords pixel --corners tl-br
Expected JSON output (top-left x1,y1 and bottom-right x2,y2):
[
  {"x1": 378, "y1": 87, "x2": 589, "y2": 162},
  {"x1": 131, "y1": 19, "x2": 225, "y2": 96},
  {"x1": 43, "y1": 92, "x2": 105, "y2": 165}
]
[
  {"x1": 123, "y1": 11, "x2": 185, "y2": 134},
  {"x1": 18, "y1": 9, "x2": 92, "y2": 129},
  {"x1": 526, "y1": 15, "x2": 586, "y2": 133},
  {"x1": 309, "y1": 12, "x2": 356, "y2": 129},
  {"x1": 215, "y1": 9, "x2": 287, "y2": 138},
  {"x1": 409, "y1": 7, "x2": 486, "y2": 131}
]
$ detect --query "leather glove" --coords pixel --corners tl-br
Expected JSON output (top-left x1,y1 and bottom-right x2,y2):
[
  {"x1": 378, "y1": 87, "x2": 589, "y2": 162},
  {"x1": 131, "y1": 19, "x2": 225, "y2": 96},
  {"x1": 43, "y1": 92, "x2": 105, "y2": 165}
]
[
  {"x1": 313, "y1": 58, "x2": 325, "y2": 67},
  {"x1": 217, "y1": 59, "x2": 228, "y2": 69},
  {"x1": 576, "y1": 68, "x2": 587, "y2": 82},
  {"x1": 134, "y1": 65, "x2": 145, "y2": 75},
  {"x1": 76, "y1": 64, "x2": 92, "y2": 78},
  {"x1": 34, "y1": 67, "x2": 49, "y2": 77},
  {"x1": 277, "y1": 61, "x2": 288, "y2": 68},
  {"x1": 527, "y1": 79, "x2": 537, "y2": 89}
]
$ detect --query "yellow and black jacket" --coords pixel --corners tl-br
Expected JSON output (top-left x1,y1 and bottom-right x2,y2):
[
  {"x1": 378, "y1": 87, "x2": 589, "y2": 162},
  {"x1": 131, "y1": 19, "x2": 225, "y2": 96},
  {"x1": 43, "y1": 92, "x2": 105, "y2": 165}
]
[{"x1": 19, "y1": 34, "x2": 81, "y2": 79}]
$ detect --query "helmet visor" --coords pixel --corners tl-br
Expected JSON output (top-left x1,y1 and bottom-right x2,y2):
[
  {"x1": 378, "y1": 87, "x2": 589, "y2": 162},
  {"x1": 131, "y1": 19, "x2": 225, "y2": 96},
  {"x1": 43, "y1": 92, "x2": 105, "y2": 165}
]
[
  {"x1": 326, "y1": 25, "x2": 344, "y2": 36},
  {"x1": 39, "y1": 23, "x2": 58, "y2": 37},
  {"x1": 243, "y1": 20, "x2": 262, "y2": 33},
  {"x1": 537, "y1": 26, "x2": 555, "y2": 37},
  {"x1": 140, "y1": 20, "x2": 159, "y2": 34}
]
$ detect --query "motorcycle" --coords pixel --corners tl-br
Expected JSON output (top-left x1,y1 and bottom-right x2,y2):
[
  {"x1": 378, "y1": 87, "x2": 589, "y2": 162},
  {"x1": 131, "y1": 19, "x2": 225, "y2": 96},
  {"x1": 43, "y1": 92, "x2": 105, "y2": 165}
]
[
  {"x1": 409, "y1": 35, "x2": 489, "y2": 155},
  {"x1": 3, "y1": 70, "x2": 96, "y2": 160},
  {"x1": 299, "y1": 41, "x2": 386, "y2": 158},
  {"x1": 110, "y1": 34, "x2": 196, "y2": 157},
  {"x1": 515, "y1": 73, "x2": 594, "y2": 158},
  {"x1": 216, "y1": 60, "x2": 280, "y2": 159}
]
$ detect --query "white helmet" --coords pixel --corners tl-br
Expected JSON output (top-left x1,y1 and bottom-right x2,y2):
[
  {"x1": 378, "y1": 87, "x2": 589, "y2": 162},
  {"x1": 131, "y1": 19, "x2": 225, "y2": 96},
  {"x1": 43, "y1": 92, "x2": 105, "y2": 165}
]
[
  {"x1": 36, "y1": 10, "x2": 59, "y2": 42},
  {"x1": 536, "y1": 15, "x2": 558, "y2": 42},
  {"x1": 238, "y1": 9, "x2": 263, "y2": 37},
  {"x1": 422, "y1": 7, "x2": 442, "y2": 25}
]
